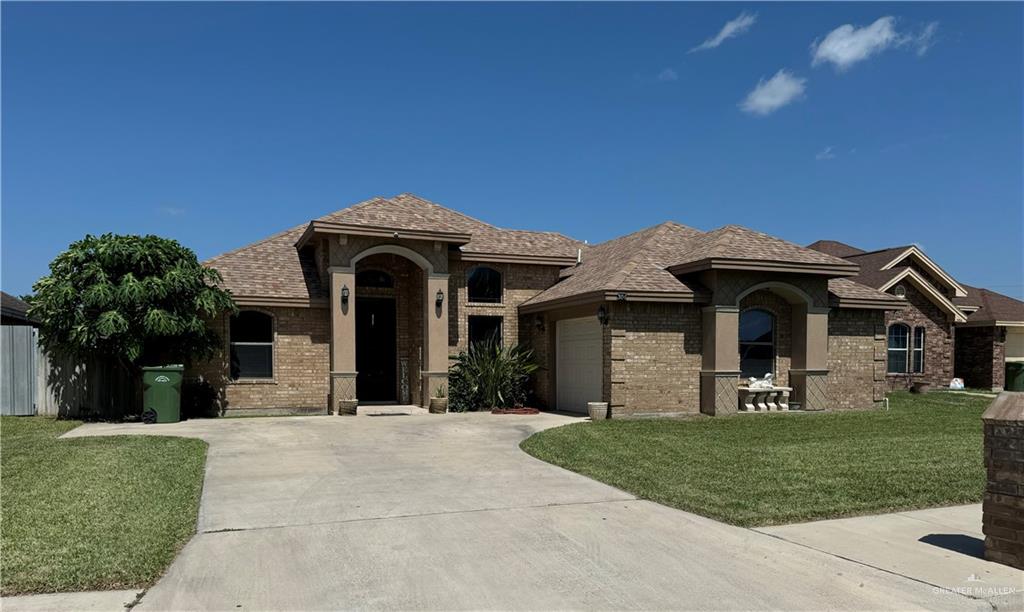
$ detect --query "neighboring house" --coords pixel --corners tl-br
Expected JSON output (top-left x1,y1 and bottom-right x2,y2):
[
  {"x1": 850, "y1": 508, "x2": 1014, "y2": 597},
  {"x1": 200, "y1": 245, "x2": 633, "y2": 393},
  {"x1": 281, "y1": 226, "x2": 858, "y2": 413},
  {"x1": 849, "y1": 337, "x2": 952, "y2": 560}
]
[
  {"x1": 195, "y1": 193, "x2": 904, "y2": 417},
  {"x1": 1, "y1": 291, "x2": 39, "y2": 416},
  {"x1": 808, "y1": 240, "x2": 1024, "y2": 391}
]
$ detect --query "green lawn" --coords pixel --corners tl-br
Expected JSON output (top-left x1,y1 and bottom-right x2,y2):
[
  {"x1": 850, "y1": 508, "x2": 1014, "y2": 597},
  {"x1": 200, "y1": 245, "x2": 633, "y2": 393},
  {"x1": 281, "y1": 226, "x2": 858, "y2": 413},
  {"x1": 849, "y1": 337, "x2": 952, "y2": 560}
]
[
  {"x1": 1, "y1": 417, "x2": 207, "y2": 595},
  {"x1": 521, "y1": 392, "x2": 987, "y2": 527}
]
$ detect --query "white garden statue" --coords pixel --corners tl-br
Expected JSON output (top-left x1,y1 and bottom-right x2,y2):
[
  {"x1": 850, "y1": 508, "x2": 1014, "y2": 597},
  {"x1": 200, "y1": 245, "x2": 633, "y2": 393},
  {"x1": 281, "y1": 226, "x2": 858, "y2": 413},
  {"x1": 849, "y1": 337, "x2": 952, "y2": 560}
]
[{"x1": 748, "y1": 373, "x2": 774, "y2": 390}]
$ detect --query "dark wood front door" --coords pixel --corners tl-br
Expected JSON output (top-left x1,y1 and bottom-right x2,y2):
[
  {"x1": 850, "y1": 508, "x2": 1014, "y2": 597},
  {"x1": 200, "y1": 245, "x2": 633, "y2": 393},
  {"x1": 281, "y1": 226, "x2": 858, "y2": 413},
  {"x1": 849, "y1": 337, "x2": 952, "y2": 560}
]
[{"x1": 356, "y1": 297, "x2": 397, "y2": 402}]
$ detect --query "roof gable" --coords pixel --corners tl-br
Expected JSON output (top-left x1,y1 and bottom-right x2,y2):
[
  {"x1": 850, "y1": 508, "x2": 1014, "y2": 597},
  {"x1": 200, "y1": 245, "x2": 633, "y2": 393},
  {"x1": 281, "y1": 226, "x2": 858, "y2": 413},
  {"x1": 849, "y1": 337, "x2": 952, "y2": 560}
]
[{"x1": 879, "y1": 246, "x2": 967, "y2": 298}]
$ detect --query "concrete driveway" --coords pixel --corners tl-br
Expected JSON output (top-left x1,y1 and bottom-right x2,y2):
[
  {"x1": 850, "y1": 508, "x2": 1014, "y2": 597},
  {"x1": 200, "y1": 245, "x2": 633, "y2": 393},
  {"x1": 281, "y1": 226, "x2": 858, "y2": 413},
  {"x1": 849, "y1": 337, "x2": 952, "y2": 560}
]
[{"x1": 63, "y1": 413, "x2": 997, "y2": 611}]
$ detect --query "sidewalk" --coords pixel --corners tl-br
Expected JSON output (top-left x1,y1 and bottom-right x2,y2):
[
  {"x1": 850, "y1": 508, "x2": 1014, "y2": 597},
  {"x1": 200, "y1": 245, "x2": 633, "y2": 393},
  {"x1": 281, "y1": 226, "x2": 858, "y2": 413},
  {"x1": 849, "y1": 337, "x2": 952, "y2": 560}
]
[{"x1": 755, "y1": 504, "x2": 1023, "y2": 610}]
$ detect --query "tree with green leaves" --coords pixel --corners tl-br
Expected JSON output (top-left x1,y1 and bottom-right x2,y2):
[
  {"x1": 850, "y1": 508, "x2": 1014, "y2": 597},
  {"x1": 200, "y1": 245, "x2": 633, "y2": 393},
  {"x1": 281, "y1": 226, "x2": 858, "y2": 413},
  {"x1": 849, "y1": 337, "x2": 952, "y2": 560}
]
[{"x1": 30, "y1": 234, "x2": 236, "y2": 373}]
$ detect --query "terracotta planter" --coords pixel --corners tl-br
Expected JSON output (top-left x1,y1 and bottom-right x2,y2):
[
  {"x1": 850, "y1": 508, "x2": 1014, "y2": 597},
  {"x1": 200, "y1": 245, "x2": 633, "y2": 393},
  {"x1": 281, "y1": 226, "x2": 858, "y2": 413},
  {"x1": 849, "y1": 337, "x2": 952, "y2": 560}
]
[
  {"x1": 337, "y1": 400, "x2": 358, "y2": 416},
  {"x1": 910, "y1": 382, "x2": 932, "y2": 394},
  {"x1": 588, "y1": 402, "x2": 609, "y2": 420},
  {"x1": 429, "y1": 398, "x2": 448, "y2": 414}
]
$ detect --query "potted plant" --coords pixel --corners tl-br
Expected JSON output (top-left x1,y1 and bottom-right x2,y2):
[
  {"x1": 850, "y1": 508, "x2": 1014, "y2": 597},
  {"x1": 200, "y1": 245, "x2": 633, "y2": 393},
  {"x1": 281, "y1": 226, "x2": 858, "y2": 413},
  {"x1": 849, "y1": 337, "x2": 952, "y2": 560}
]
[
  {"x1": 588, "y1": 402, "x2": 609, "y2": 420},
  {"x1": 429, "y1": 385, "x2": 448, "y2": 414}
]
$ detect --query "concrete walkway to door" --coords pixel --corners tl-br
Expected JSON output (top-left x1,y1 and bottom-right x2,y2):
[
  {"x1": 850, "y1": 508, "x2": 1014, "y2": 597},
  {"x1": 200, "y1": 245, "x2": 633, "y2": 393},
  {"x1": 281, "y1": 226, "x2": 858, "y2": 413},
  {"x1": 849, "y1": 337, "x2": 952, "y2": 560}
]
[{"x1": 57, "y1": 413, "x2": 994, "y2": 610}]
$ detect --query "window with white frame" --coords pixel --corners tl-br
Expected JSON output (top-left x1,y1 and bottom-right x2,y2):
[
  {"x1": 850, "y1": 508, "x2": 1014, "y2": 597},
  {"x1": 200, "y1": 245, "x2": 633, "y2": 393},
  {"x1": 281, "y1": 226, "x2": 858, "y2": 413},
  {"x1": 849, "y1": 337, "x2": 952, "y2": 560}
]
[
  {"x1": 912, "y1": 327, "x2": 925, "y2": 373},
  {"x1": 887, "y1": 323, "x2": 909, "y2": 374},
  {"x1": 230, "y1": 311, "x2": 273, "y2": 379}
]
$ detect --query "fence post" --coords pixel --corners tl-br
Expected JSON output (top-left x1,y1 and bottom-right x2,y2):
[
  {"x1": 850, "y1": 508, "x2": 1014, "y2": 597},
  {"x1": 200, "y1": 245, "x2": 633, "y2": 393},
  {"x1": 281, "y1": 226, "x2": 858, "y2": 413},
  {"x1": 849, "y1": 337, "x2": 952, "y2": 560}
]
[{"x1": 982, "y1": 391, "x2": 1024, "y2": 569}]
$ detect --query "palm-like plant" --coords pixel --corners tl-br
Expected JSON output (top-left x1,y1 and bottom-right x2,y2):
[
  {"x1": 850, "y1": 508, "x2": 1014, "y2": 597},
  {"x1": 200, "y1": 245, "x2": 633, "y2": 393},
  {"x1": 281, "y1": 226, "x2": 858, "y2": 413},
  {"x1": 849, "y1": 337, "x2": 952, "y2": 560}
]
[{"x1": 450, "y1": 338, "x2": 539, "y2": 410}]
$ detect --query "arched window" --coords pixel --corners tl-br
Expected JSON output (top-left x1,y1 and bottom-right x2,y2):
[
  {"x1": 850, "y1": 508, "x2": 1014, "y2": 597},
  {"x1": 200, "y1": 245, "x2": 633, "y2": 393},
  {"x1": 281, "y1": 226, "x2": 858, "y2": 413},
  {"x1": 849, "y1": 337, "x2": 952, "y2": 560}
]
[
  {"x1": 887, "y1": 323, "x2": 910, "y2": 374},
  {"x1": 356, "y1": 270, "x2": 394, "y2": 288},
  {"x1": 739, "y1": 309, "x2": 774, "y2": 379},
  {"x1": 912, "y1": 326, "x2": 925, "y2": 373},
  {"x1": 467, "y1": 266, "x2": 502, "y2": 303},
  {"x1": 230, "y1": 311, "x2": 273, "y2": 379}
]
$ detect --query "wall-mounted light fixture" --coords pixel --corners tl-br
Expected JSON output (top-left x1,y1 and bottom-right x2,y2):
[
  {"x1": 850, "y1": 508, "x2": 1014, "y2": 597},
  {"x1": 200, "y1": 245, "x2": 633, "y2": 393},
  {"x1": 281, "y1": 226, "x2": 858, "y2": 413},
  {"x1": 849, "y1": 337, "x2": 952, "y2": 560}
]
[
  {"x1": 597, "y1": 305, "x2": 609, "y2": 326},
  {"x1": 341, "y1": 285, "x2": 350, "y2": 305},
  {"x1": 535, "y1": 314, "x2": 545, "y2": 332},
  {"x1": 435, "y1": 289, "x2": 444, "y2": 307}
]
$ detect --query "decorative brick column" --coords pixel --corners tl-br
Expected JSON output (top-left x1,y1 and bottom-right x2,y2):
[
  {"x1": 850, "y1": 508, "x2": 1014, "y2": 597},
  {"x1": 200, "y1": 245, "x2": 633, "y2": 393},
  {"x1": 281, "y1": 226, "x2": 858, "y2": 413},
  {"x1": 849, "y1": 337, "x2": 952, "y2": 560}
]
[{"x1": 982, "y1": 391, "x2": 1024, "y2": 569}]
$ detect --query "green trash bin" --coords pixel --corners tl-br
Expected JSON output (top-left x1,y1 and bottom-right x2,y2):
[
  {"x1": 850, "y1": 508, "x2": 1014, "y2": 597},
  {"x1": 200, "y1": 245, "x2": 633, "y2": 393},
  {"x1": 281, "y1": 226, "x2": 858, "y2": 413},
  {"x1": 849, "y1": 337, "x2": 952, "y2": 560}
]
[
  {"x1": 1006, "y1": 362, "x2": 1024, "y2": 392},
  {"x1": 141, "y1": 365, "x2": 184, "y2": 424}
]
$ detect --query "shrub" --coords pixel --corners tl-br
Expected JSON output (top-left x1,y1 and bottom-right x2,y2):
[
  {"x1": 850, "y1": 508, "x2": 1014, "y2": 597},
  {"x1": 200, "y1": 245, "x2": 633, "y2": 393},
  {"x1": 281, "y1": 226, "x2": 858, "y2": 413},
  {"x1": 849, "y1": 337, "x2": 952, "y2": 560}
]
[{"x1": 447, "y1": 339, "x2": 539, "y2": 411}]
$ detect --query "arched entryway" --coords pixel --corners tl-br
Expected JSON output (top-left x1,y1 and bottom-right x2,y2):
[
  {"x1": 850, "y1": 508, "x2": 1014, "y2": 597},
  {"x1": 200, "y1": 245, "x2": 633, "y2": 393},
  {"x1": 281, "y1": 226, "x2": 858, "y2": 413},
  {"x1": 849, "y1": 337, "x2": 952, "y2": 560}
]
[{"x1": 328, "y1": 242, "x2": 450, "y2": 412}]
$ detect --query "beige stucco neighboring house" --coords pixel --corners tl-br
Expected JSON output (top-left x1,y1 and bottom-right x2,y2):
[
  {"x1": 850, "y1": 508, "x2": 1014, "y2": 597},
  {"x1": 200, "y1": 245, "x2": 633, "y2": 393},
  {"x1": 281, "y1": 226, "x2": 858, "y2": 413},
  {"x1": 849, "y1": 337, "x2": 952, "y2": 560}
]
[{"x1": 192, "y1": 193, "x2": 905, "y2": 417}]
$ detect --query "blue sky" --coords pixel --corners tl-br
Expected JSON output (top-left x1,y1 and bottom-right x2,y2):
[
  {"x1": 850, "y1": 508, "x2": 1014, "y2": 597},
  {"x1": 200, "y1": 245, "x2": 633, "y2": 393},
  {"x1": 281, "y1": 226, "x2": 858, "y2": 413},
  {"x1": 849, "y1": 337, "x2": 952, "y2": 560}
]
[{"x1": 3, "y1": 2, "x2": 1022, "y2": 297}]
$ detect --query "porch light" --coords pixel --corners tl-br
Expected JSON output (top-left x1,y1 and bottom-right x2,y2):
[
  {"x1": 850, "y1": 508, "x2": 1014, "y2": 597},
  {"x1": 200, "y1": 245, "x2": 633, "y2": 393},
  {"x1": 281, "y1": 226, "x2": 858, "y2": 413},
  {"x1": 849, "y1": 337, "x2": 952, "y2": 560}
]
[
  {"x1": 341, "y1": 285, "x2": 350, "y2": 305},
  {"x1": 435, "y1": 289, "x2": 444, "y2": 307},
  {"x1": 597, "y1": 305, "x2": 609, "y2": 326}
]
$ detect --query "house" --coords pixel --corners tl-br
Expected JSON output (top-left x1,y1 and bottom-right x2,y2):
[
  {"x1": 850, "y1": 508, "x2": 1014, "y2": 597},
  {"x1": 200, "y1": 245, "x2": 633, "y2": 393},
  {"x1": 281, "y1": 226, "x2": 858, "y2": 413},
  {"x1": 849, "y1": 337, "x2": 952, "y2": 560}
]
[
  {"x1": 808, "y1": 240, "x2": 1024, "y2": 391},
  {"x1": 194, "y1": 193, "x2": 906, "y2": 417}
]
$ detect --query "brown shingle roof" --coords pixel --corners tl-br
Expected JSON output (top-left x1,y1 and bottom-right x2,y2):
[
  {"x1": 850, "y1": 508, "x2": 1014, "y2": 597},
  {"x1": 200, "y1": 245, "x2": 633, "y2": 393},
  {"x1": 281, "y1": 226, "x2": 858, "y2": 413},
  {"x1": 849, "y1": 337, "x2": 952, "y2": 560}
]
[
  {"x1": 523, "y1": 222, "x2": 709, "y2": 308},
  {"x1": 667, "y1": 225, "x2": 856, "y2": 272},
  {"x1": 1, "y1": 291, "x2": 37, "y2": 325},
  {"x1": 827, "y1": 278, "x2": 904, "y2": 306},
  {"x1": 960, "y1": 285, "x2": 1024, "y2": 324},
  {"x1": 205, "y1": 224, "x2": 325, "y2": 301},
  {"x1": 206, "y1": 194, "x2": 585, "y2": 300},
  {"x1": 807, "y1": 240, "x2": 865, "y2": 258}
]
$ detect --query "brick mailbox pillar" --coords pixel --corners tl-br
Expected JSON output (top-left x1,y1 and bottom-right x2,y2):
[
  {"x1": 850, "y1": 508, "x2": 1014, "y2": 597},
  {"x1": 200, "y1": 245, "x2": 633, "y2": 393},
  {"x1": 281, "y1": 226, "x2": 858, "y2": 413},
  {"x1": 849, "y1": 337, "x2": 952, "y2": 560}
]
[{"x1": 982, "y1": 391, "x2": 1024, "y2": 569}]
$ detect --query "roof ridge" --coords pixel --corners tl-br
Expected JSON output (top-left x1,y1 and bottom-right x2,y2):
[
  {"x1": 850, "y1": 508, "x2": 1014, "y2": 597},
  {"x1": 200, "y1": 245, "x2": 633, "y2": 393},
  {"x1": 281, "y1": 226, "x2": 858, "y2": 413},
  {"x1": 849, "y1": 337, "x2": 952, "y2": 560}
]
[
  {"x1": 845, "y1": 245, "x2": 911, "y2": 258},
  {"x1": 393, "y1": 192, "x2": 497, "y2": 229}
]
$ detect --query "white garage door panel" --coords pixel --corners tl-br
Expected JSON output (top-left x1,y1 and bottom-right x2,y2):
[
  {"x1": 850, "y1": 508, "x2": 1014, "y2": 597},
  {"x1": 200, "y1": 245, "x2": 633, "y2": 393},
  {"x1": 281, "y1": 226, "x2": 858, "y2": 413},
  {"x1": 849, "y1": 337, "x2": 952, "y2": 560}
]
[
  {"x1": 556, "y1": 317, "x2": 603, "y2": 414},
  {"x1": 1007, "y1": 328, "x2": 1024, "y2": 361}
]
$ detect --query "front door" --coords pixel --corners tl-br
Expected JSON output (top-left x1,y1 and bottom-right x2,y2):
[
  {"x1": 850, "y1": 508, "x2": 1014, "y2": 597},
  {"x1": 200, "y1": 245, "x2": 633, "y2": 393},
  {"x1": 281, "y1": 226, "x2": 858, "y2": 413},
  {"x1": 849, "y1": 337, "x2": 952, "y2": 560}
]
[{"x1": 356, "y1": 297, "x2": 397, "y2": 402}]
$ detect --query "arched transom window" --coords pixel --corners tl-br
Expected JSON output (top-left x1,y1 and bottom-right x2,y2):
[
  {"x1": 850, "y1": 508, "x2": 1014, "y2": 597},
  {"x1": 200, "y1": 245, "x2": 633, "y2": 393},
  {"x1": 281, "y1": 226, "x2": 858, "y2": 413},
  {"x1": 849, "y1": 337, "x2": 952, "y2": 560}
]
[
  {"x1": 356, "y1": 270, "x2": 394, "y2": 288},
  {"x1": 467, "y1": 266, "x2": 502, "y2": 303},
  {"x1": 739, "y1": 309, "x2": 774, "y2": 379},
  {"x1": 230, "y1": 311, "x2": 273, "y2": 379}
]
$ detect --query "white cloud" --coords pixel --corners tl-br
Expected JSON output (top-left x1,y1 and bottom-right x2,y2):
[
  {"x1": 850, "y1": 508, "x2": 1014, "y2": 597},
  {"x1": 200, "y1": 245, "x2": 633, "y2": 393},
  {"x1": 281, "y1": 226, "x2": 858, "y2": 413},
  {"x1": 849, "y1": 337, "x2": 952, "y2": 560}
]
[
  {"x1": 815, "y1": 146, "x2": 836, "y2": 160},
  {"x1": 811, "y1": 16, "x2": 941, "y2": 71},
  {"x1": 915, "y1": 21, "x2": 939, "y2": 56},
  {"x1": 740, "y1": 69, "x2": 807, "y2": 116},
  {"x1": 690, "y1": 12, "x2": 757, "y2": 53},
  {"x1": 657, "y1": 68, "x2": 679, "y2": 82}
]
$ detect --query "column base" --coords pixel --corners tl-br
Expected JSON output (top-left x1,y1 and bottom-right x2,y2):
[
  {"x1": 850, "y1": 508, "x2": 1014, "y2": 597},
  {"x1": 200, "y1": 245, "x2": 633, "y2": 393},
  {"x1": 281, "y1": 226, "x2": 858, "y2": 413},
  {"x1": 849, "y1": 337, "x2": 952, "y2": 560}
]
[
  {"x1": 700, "y1": 370, "x2": 741, "y2": 416},
  {"x1": 790, "y1": 369, "x2": 829, "y2": 411},
  {"x1": 421, "y1": 371, "x2": 449, "y2": 409},
  {"x1": 330, "y1": 371, "x2": 358, "y2": 415}
]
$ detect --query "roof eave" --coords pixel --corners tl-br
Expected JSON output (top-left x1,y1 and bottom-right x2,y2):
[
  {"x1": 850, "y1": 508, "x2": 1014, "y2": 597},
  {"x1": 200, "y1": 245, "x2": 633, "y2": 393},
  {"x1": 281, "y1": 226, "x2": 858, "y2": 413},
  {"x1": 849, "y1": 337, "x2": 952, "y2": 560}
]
[
  {"x1": 457, "y1": 251, "x2": 579, "y2": 267},
  {"x1": 668, "y1": 258, "x2": 860, "y2": 277},
  {"x1": 296, "y1": 220, "x2": 473, "y2": 249},
  {"x1": 519, "y1": 288, "x2": 709, "y2": 314},
  {"x1": 829, "y1": 296, "x2": 906, "y2": 311}
]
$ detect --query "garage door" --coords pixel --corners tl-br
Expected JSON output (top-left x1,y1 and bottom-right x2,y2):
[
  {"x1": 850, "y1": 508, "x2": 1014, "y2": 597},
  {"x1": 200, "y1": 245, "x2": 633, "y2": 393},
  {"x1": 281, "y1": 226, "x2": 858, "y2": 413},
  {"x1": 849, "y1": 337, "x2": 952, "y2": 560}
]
[{"x1": 556, "y1": 317, "x2": 603, "y2": 414}]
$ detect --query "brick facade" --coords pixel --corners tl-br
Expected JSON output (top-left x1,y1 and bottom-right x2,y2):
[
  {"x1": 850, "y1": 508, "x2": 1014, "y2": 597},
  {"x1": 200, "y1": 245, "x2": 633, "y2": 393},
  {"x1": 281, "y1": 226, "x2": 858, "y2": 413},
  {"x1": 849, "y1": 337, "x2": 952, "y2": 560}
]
[
  {"x1": 827, "y1": 308, "x2": 887, "y2": 410},
  {"x1": 982, "y1": 392, "x2": 1024, "y2": 569},
  {"x1": 448, "y1": 260, "x2": 560, "y2": 354},
  {"x1": 884, "y1": 283, "x2": 955, "y2": 390},
  {"x1": 956, "y1": 326, "x2": 1006, "y2": 391},
  {"x1": 189, "y1": 306, "x2": 331, "y2": 414},
  {"x1": 607, "y1": 301, "x2": 703, "y2": 417}
]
